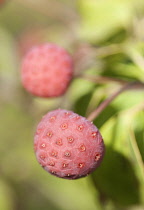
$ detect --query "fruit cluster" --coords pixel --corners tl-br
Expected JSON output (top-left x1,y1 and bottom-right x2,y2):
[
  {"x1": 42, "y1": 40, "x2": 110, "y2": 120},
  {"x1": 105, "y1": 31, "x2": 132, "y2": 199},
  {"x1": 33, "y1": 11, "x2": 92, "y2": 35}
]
[{"x1": 21, "y1": 43, "x2": 105, "y2": 179}]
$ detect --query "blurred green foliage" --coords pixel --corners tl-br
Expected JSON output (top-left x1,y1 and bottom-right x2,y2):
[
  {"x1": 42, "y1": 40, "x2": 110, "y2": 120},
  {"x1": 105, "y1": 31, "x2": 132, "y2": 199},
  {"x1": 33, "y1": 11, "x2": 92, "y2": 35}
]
[{"x1": 0, "y1": 0, "x2": 144, "y2": 210}]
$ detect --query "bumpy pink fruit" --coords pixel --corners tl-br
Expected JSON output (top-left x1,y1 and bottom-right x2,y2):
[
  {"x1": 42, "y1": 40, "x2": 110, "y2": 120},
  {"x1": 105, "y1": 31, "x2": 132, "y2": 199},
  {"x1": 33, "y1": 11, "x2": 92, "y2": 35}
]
[
  {"x1": 34, "y1": 109, "x2": 105, "y2": 179},
  {"x1": 21, "y1": 43, "x2": 73, "y2": 97}
]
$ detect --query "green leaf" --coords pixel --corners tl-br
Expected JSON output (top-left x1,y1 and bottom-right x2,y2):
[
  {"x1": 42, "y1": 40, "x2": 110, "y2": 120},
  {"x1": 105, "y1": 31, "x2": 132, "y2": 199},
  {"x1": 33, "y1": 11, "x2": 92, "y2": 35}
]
[
  {"x1": 91, "y1": 146, "x2": 140, "y2": 206},
  {"x1": 78, "y1": 0, "x2": 133, "y2": 42}
]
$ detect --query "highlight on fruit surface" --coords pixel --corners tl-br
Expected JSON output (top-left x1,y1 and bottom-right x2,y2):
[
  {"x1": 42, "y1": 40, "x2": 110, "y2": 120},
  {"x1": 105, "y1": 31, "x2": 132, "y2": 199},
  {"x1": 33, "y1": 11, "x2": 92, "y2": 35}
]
[
  {"x1": 21, "y1": 43, "x2": 73, "y2": 97},
  {"x1": 34, "y1": 109, "x2": 105, "y2": 179}
]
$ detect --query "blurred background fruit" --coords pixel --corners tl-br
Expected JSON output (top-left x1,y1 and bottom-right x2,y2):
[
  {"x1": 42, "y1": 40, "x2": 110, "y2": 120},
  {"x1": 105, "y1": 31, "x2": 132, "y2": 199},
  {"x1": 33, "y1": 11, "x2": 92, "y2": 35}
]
[{"x1": 21, "y1": 43, "x2": 73, "y2": 97}]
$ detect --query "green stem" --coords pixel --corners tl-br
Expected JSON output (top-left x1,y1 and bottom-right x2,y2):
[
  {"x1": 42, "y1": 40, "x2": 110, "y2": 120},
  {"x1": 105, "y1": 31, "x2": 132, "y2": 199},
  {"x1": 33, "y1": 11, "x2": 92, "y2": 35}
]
[
  {"x1": 79, "y1": 74, "x2": 127, "y2": 85},
  {"x1": 87, "y1": 81, "x2": 144, "y2": 122}
]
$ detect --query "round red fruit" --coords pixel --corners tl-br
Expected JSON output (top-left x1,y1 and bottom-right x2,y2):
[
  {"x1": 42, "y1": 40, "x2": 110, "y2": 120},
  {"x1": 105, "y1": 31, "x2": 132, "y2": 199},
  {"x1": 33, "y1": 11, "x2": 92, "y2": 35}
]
[
  {"x1": 21, "y1": 43, "x2": 73, "y2": 97},
  {"x1": 34, "y1": 109, "x2": 105, "y2": 179}
]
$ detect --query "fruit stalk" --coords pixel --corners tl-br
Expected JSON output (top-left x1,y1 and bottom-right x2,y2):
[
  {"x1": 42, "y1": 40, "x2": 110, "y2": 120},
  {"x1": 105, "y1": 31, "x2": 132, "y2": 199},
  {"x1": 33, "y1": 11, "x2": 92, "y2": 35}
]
[
  {"x1": 79, "y1": 74, "x2": 127, "y2": 85},
  {"x1": 87, "y1": 81, "x2": 144, "y2": 122}
]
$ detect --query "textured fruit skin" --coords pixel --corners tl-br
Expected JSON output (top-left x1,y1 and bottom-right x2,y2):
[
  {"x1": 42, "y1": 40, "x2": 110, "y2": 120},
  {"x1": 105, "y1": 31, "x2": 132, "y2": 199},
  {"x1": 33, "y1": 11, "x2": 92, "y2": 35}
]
[
  {"x1": 21, "y1": 43, "x2": 73, "y2": 97},
  {"x1": 34, "y1": 109, "x2": 105, "y2": 179}
]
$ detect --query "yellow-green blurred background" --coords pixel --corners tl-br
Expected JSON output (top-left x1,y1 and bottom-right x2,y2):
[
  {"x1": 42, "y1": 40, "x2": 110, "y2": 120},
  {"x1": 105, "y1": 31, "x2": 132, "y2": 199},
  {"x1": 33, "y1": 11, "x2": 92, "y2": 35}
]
[{"x1": 0, "y1": 0, "x2": 144, "y2": 210}]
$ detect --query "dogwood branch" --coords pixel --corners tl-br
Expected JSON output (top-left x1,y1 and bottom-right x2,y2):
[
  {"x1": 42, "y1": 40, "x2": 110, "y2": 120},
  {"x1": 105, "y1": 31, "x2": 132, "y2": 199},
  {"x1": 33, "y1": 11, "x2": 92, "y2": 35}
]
[{"x1": 87, "y1": 81, "x2": 144, "y2": 122}]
